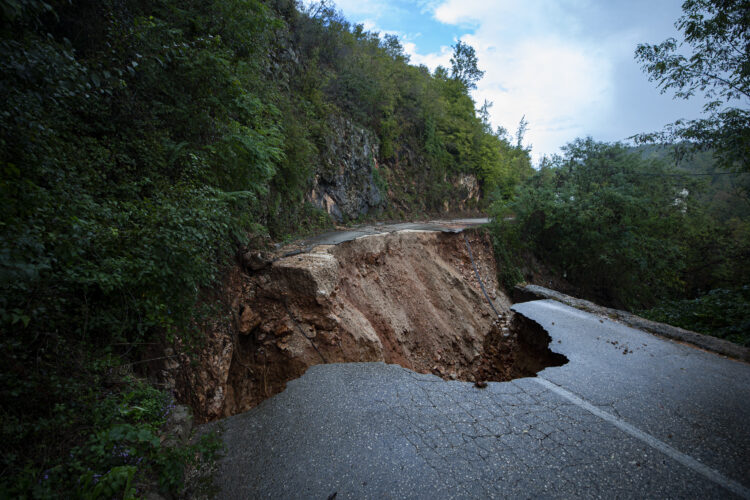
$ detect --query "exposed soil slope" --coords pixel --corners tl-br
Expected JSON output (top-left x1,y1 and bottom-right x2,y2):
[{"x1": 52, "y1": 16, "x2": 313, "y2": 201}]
[{"x1": 172, "y1": 229, "x2": 566, "y2": 422}]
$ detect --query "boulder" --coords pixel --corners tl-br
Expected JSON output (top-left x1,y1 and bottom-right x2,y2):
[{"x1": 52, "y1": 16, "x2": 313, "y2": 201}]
[
  {"x1": 271, "y1": 252, "x2": 340, "y2": 298},
  {"x1": 163, "y1": 404, "x2": 193, "y2": 447},
  {"x1": 243, "y1": 251, "x2": 273, "y2": 271}
]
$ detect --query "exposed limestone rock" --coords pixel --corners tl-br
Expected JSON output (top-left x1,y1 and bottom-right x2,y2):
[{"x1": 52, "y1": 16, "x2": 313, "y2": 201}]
[
  {"x1": 310, "y1": 116, "x2": 383, "y2": 221},
  {"x1": 271, "y1": 252, "x2": 340, "y2": 298},
  {"x1": 440, "y1": 174, "x2": 481, "y2": 213},
  {"x1": 170, "y1": 268, "x2": 244, "y2": 422},
  {"x1": 238, "y1": 305, "x2": 262, "y2": 334},
  {"x1": 162, "y1": 405, "x2": 193, "y2": 448},
  {"x1": 242, "y1": 250, "x2": 273, "y2": 271},
  {"x1": 456, "y1": 174, "x2": 481, "y2": 209}
]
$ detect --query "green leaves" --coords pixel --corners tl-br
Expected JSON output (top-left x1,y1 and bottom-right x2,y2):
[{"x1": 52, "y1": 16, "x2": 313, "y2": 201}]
[
  {"x1": 0, "y1": 0, "x2": 278, "y2": 494},
  {"x1": 493, "y1": 139, "x2": 699, "y2": 309},
  {"x1": 642, "y1": 287, "x2": 750, "y2": 346},
  {"x1": 1, "y1": 0, "x2": 532, "y2": 496},
  {"x1": 450, "y1": 41, "x2": 484, "y2": 90},
  {"x1": 105, "y1": 424, "x2": 160, "y2": 448},
  {"x1": 80, "y1": 466, "x2": 137, "y2": 500},
  {"x1": 0, "y1": 0, "x2": 53, "y2": 25}
]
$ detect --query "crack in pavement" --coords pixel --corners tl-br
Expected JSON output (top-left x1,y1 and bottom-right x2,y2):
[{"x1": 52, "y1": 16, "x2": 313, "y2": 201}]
[{"x1": 212, "y1": 300, "x2": 750, "y2": 499}]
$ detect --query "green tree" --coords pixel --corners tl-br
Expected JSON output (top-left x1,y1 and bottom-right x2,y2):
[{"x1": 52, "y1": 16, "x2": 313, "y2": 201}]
[
  {"x1": 450, "y1": 40, "x2": 484, "y2": 90},
  {"x1": 635, "y1": 0, "x2": 749, "y2": 172},
  {"x1": 0, "y1": 0, "x2": 534, "y2": 493},
  {"x1": 0, "y1": 0, "x2": 281, "y2": 493},
  {"x1": 492, "y1": 138, "x2": 702, "y2": 308}
]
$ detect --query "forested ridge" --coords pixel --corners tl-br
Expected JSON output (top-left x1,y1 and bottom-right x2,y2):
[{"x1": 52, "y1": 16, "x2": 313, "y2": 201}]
[{"x1": 0, "y1": 0, "x2": 531, "y2": 496}]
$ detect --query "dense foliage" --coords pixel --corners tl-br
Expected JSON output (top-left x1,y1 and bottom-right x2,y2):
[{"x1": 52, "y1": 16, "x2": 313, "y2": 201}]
[
  {"x1": 493, "y1": 139, "x2": 697, "y2": 307},
  {"x1": 491, "y1": 138, "x2": 750, "y2": 343},
  {"x1": 642, "y1": 287, "x2": 750, "y2": 347},
  {"x1": 491, "y1": 0, "x2": 749, "y2": 345},
  {"x1": 0, "y1": 0, "x2": 530, "y2": 496},
  {"x1": 1, "y1": 0, "x2": 283, "y2": 495},
  {"x1": 290, "y1": 2, "x2": 531, "y2": 214}
]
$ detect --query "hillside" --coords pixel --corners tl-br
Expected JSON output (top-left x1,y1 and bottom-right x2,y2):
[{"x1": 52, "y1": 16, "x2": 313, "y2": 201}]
[
  {"x1": 489, "y1": 139, "x2": 750, "y2": 347},
  {"x1": 0, "y1": 0, "x2": 535, "y2": 495},
  {"x1": 635, "y1": 144, "x2": 750, "y2": 221}
]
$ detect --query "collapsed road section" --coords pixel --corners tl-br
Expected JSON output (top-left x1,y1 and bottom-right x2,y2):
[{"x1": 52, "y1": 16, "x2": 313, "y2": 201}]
[{"x1": 170, "y1": 227, "x2": 567, "y2": 422}]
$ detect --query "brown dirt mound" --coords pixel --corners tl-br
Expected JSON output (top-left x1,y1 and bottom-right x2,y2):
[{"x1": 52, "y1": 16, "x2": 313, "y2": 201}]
[{"x1": 170, "y1": 229, "x2": 567, "y2": 422}]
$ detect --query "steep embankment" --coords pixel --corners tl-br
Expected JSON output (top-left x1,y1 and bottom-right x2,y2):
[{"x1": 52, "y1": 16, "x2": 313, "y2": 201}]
[{"x1": 168, "y1": 229, "x2": 566, "y2": 422}]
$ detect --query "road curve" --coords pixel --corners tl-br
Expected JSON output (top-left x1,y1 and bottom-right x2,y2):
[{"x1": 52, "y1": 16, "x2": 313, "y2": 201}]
[
  {"x1": 276, "y1": 218, "x2": 490, "y2": 256},
  {"x1": 209, "y1": 299, "x2": 750, "y2": 499}
]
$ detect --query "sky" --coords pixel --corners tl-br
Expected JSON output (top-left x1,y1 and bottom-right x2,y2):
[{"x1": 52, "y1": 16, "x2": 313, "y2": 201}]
[{"x1": 309, "y1": 0, "x2": 706, "y2": 162}]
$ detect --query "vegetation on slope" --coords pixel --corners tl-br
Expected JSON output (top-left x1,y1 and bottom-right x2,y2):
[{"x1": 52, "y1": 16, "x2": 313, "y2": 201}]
[
  {"x1": 0, "y1": 0, "x2": 531, "y2": 496},
  {"x1": 490, "y1": 138, "x2": 750, "y2": 346}
]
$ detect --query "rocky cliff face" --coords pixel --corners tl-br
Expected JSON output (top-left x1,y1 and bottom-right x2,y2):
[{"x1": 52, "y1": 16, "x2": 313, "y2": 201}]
[
  {"x1": 310, "y1": 116, "x2": 384, "y2": 221},
  {"x1": 442, "y1": 173, "x2": 481, "y2": 213},
  {"x1": 308, "y1": 116, "x2": 486, "y2": 221}
]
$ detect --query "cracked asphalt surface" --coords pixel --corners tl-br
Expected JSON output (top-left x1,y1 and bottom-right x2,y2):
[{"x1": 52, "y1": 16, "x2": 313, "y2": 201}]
[
  {"x1": 278, "y1": 218, "x2": 489, "y2": 253},
  {"x1": 211, "y1": 300, "x2": 750, "y2": 499}
]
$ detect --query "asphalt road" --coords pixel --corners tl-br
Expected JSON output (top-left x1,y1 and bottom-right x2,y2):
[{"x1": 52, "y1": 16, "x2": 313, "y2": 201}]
[
  {"x1": 211, "y1": 296, "x2": 750, "y2": 499},
  {"x1": 277, "y1": 218, "x2": 489, "y2": 254}
]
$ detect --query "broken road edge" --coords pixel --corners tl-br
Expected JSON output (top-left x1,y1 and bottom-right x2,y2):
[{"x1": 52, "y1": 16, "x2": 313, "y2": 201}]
[{"x1": 513, "y1": 284, "x2": 750, "y2": 363}]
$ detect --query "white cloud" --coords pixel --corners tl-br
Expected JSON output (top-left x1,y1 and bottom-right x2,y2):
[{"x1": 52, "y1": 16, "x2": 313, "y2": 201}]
[
  {"x1": 305, "y1": 0, "x2": 698, "y2": 160},
  {"x1": 417, "y1": 0, "x2": 617, "y2": 159},
  {"x1": 403, "y1": 42, "x2": 452, "y2": 69},
  {"x1": 433, "y1": 0, "x2": 587, "y2": 34},
  {"x1": 470, "y1": 35, "x2": 614, "y2": 159}
]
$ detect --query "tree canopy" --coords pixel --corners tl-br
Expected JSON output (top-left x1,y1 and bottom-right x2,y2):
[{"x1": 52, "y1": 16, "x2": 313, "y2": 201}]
[
  {"x1": 449, "y1": 40, "x2": 485, "y2": 90},
  {"x1": 491, "y1": 137, "x2": 750, "y2": 344},
  {"x1": 493, "y1": 139, "x2": 699, "y2": 308}
]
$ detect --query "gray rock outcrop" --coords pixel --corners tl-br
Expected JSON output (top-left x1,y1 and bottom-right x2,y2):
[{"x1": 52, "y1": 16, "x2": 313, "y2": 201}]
[{"x1": 310, "y1": 116, "x2": 383, "y2": 221}]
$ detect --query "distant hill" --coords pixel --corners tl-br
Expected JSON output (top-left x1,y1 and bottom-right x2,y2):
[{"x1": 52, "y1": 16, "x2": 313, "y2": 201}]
[{"x1": 633, "y1": 144, "x2": 750, "y2": 221}]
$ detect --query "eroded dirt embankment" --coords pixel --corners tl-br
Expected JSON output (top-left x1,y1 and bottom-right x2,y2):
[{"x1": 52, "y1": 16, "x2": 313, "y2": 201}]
[{"x1": 170, "y1": 229, "x2": 566, "y2": 422}]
